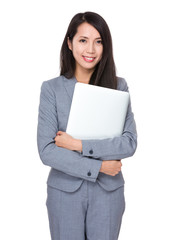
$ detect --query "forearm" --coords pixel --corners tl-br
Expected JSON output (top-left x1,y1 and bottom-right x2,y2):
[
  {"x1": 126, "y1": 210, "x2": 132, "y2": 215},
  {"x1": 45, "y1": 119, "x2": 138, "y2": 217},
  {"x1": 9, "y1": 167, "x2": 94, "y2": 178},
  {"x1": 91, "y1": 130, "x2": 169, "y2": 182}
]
[
  {"x1": 72, "y1": 139, "x2": 83, "y2": 152},
  {"x1": 38, "y1": 139, "x2": 102, "y2": 182},
  {"x1": 37, "y1": 81, "x2": 102, "y2": 182},
  {"x1": 80, "y1": 105, "x2": 137, "y2": 160}
]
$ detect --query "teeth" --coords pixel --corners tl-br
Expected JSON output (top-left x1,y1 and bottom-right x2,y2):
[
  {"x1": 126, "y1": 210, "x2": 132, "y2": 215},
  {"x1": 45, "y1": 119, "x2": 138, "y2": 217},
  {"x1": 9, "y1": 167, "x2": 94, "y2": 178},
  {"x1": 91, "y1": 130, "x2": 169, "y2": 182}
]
[{"x1": 84, "y1": 57, "x2": 94, "y2": 60}]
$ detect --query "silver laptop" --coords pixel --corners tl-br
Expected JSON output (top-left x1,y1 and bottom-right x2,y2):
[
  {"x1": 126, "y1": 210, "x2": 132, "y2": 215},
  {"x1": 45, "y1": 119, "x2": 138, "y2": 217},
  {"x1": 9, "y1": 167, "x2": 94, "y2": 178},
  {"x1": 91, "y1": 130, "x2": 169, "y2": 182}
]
[{"x1": 66, "y1": 82, "x2": 130, "y2": 140}]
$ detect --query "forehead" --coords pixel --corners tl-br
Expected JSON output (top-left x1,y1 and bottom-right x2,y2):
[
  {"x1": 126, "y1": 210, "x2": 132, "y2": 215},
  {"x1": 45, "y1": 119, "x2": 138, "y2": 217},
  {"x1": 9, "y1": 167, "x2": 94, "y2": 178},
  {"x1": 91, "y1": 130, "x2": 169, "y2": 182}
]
[{"x1": 75, "y1": 22, "x2": 101, "y2": 38}]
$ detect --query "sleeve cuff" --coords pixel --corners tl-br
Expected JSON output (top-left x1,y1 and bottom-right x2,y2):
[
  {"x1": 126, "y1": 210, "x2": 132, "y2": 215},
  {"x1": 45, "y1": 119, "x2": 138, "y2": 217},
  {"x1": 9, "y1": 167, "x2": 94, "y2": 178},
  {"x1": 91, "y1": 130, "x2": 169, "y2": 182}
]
[{"x1": 81, "y1": 139, "x2": 102, "y2": 159}]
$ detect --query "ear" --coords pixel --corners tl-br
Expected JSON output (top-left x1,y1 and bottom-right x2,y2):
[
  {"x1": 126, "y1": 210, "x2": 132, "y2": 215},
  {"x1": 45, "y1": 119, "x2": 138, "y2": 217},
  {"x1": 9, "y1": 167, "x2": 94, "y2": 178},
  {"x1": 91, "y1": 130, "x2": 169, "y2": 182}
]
[{"x1": 67, "y1": 37, "x2": 72, "y2": 51}]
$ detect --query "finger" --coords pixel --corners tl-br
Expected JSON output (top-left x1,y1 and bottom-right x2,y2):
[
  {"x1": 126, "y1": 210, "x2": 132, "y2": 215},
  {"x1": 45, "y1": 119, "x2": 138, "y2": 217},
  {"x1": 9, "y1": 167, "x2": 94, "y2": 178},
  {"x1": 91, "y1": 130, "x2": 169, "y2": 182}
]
[
  {"x1": 57, "y1": 131, "x2": 62, "y2": 135},
  {"x1": 114, "y1": 171, "x2": 118, "y2": 176}
]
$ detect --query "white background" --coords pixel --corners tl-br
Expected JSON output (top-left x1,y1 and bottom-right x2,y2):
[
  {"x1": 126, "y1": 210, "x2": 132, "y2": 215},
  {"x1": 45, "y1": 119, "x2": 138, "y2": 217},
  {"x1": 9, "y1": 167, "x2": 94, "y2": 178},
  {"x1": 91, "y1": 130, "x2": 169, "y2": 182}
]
[{"x1": 0, "y1": 0, "x2": 174, "y2": 239}]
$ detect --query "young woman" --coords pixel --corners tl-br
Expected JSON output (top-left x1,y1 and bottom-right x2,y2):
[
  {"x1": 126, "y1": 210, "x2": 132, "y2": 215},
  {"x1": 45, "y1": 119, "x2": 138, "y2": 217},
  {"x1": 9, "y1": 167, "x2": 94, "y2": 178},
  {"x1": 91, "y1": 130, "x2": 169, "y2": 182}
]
[{"x1": 37, "y1": 11, "x2": 137, "y2": 240}]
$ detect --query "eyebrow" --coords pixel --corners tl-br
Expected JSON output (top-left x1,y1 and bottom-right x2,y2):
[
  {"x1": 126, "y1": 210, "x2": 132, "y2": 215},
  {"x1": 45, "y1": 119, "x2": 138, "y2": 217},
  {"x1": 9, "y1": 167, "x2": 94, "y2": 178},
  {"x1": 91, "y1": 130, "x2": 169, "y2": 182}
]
[{"x1": 79, "y1": 36, "x2": 102, "y2": 40}]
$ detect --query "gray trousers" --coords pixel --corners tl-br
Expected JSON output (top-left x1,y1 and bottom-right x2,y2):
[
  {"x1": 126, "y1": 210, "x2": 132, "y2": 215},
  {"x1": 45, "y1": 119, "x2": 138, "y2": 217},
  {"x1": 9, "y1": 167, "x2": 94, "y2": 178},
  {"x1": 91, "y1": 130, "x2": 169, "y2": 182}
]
[{"x1": 46, "y1": 180, "x2": 125, "y2": 240}]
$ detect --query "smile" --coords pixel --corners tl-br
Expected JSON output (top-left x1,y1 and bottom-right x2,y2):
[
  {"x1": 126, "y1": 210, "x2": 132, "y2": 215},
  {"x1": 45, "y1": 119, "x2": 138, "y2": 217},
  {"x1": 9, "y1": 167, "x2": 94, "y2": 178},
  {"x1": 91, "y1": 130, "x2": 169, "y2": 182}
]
[{"x1": 82, "y1": 56, "x2": 96, "y2": 62}]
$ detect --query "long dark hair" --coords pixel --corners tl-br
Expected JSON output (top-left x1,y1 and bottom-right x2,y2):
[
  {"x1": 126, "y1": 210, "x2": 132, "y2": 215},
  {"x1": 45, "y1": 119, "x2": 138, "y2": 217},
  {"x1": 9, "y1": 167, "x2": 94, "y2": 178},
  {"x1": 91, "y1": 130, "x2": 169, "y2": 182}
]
[{"x1": 60, "y1": 12, "x2": 117, "y2": 89}]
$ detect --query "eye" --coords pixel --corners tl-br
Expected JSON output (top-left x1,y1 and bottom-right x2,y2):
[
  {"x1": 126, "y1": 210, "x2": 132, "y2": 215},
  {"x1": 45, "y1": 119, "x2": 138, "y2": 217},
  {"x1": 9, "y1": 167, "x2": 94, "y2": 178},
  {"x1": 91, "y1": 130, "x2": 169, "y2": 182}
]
[
  {"x1": 96, "y1": 40, "x2": 103, "y2": 45},
  {"x1": 79, "y1": 39, "x2": 87, "y2": 43}
]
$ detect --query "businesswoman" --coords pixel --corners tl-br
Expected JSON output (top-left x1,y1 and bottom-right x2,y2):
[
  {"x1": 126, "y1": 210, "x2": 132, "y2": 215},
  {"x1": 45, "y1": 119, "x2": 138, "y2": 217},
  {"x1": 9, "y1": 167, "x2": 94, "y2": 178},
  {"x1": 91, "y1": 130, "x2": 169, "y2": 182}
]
[{"x1": 37, "y1": 12, "x2": 137, "y2": 240}]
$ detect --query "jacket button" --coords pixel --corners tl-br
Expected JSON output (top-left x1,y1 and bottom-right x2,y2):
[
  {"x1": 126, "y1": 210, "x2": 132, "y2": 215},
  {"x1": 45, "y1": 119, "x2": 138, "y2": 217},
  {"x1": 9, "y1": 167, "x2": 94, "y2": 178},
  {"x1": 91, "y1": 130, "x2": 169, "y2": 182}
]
[
  {"x1": 89, "y1": 149, "x2": 93, "y2": 154},
  {"x1": 87, "y1": 171, "x2": 91, "y2": 176}
]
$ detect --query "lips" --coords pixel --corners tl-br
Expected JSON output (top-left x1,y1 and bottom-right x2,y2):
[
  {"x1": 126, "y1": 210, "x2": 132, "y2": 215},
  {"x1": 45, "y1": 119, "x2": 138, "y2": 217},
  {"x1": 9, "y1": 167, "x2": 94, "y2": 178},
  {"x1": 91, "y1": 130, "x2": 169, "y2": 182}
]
[{"x1": 82, "y1": 56, "x2": 96, "y2": 63}]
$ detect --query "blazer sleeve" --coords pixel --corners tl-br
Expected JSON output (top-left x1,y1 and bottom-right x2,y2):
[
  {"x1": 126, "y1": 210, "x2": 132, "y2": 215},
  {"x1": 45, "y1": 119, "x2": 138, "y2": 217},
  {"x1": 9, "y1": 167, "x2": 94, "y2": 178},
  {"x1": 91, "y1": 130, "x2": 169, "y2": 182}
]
[
  {"x1": 37, "y1": 81, "x2": 102, "y2": 182},
  {"x1": 81, "y1": 78, "x2": 137, "y2": 160}
]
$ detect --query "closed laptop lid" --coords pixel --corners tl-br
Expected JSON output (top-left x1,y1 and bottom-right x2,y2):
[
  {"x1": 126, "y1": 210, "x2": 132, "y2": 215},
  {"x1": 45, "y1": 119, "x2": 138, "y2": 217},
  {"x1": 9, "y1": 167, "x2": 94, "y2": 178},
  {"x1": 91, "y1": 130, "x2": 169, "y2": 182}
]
[{"x1": 66, "y1": 82, "x2": 130, "y2": 140}]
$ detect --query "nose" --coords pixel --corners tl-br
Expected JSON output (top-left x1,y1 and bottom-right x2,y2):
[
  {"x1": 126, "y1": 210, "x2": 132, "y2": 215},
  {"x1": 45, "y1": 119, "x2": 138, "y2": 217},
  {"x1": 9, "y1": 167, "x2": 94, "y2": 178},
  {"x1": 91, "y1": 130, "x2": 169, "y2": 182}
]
[{"x1": 86, "y1": 42, "x2": 95, "y2": 54}]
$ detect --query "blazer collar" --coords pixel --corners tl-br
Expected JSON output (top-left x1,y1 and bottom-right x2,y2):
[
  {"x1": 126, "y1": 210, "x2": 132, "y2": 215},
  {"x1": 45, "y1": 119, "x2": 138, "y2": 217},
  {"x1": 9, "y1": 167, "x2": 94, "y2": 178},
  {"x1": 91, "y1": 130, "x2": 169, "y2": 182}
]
[{"x1": 63, "y1": 76, "x2": 77, "y2": 100}]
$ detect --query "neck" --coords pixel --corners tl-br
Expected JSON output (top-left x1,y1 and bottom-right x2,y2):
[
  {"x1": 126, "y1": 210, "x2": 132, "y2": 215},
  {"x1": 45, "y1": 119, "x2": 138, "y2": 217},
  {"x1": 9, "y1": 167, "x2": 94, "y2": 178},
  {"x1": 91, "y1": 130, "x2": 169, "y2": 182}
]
[{"x1": 75, "y1": 68, "x2": 94, "y2": 84}]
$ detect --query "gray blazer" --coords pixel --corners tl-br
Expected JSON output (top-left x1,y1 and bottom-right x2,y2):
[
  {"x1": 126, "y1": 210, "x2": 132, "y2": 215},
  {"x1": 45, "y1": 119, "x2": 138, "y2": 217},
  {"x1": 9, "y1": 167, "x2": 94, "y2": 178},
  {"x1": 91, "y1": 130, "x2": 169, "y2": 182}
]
[{"x1": 37, "y1": 75, "x2": 137, "y2": 192}]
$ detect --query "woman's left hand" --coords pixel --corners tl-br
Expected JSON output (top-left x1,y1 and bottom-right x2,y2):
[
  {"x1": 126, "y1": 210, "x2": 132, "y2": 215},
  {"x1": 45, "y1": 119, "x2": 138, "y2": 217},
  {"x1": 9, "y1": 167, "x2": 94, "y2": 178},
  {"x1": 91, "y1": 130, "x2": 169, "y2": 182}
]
[{"x1": 54, "y1": 131, "x2": 82, "y2": 151}]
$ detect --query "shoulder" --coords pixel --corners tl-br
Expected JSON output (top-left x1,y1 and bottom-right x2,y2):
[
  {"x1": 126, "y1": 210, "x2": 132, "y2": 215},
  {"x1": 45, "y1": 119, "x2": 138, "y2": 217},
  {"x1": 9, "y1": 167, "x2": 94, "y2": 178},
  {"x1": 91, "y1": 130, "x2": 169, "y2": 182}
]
[
  {"x1": 42, "y1": 75, "x2": 65, "y2": 89},
  {"x1": 40, "y1": 75, "x2": 70, "y2": 93},
  {"x1": 117, "y1": 76, "x2": 129, "y2": 92}
]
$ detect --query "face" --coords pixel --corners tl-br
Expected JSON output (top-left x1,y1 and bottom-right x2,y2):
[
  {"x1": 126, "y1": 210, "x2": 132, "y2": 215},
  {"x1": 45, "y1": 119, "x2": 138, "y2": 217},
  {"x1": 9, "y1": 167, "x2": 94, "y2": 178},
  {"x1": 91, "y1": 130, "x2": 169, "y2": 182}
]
[{"x1": 67, "y1": 22, "x2": 103, "y2": 75}]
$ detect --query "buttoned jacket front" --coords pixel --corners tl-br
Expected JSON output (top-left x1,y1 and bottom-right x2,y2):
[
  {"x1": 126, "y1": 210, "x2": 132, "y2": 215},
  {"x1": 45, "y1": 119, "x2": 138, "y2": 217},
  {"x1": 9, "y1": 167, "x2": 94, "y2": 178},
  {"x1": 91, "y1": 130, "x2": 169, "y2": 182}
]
[{"x1": 37, "y1": 75, "x2": 137, "y2": 192}]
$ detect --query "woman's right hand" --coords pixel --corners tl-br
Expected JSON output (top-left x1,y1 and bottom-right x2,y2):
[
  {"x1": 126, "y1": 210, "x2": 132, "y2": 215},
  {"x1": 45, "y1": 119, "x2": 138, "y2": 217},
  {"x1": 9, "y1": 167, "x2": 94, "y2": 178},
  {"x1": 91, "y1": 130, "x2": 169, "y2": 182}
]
[{"x1": 99, "y1": 160, "x2": 122, "y2": 176}]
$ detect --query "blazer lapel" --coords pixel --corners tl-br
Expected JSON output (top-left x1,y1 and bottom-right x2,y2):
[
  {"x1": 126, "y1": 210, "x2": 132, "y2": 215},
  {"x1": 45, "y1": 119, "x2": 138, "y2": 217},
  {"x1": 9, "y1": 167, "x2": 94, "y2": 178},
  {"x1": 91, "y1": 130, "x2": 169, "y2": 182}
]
[{"x1": 63, "y1": 76, "x2": 77, "y2": 101}]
